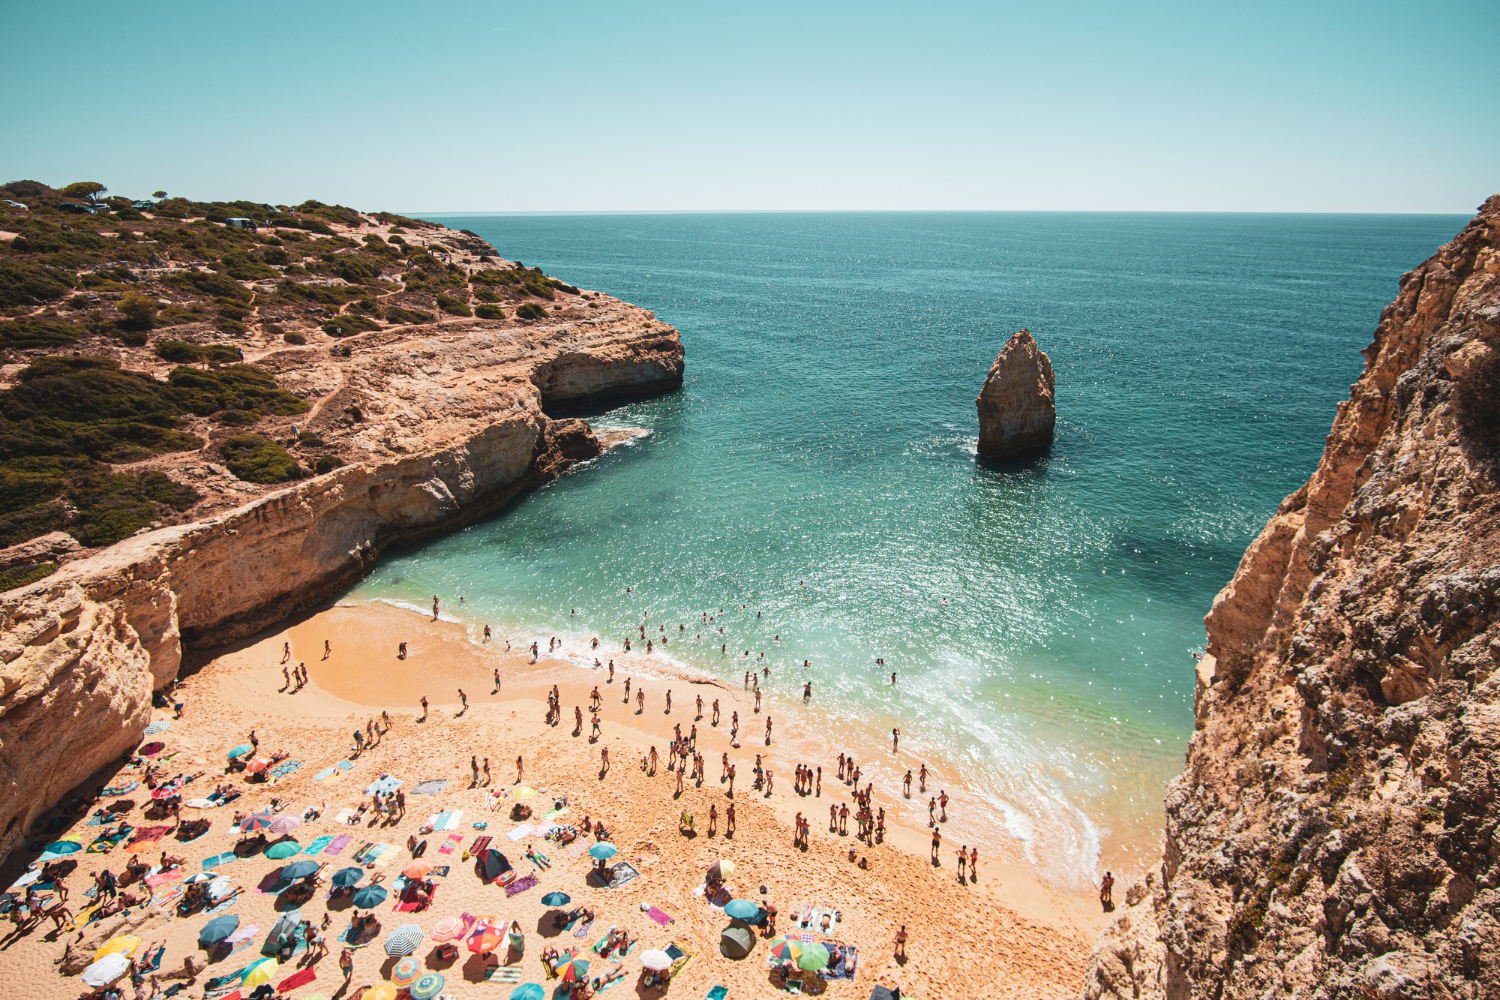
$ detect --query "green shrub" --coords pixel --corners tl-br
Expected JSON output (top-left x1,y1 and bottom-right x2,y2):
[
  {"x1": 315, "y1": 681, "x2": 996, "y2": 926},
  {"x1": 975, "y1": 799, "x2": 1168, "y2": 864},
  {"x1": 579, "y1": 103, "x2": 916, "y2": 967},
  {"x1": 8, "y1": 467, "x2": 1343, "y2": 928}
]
[
  {"x1": 384, "y1": 306, "x2": 429, "y2": 325},
  {"x1": 154, "y1": 339, "x2": 244, "y2": 364},
  {"x1": 0, "y1": 561, "x2": 57, "y2": 591},
  {"x1": 515, "y1": 302, "x2": 548, "y2": 320},
  {"x1": 282, "y1": 330, "x2": 306, "y2": 345},
  {"x1": 321, "y1": 313, "x2": 380, "y2": 337},
  {"x1": 215, "y1": 251, "x2": 278, "y2": 280},
  {"x1": 314, "y1": 455, "x2": 344, "y2": 474},
  {"x1": 0, "y1": 317, "x2": 86, "y2": 348},
  {"x1": 220, "y1": 434, "x2": 300, "y2": 483},
  {"x1": 474, "y1": 303, "x2": 505, "y2": 320},
  {"x1": 297, "y1": 430, "x2": 325, "y2": 447},
  {"x1": 216, "y1": 317, "x2": 247, "y2": 335},
  {"x1": 0, "y1": 260, "x2": 74, "y2": 308},
  {"x1": 435, "y1": 294, "x2": 471, "y2": 316},
  {"x1": 117, "y1": 291, "x2": 159, "y2": 329},
  {"x1": 167, "y1": 268, "x2": 251, "y2": 302},
  {"x1": 165, "y1": 364, "x2": 309, "y2": 420}
]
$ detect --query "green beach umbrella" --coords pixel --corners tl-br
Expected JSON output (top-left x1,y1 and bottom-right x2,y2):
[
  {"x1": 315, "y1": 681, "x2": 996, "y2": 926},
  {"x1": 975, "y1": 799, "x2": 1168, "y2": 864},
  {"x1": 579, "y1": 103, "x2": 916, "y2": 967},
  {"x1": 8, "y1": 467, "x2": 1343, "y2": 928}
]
[
  {"x1": 797, "y1": 941, "x2": 831, "y2": 972},
  {"x1": 198, "y1": 914, "x2": 239, "y2": 945},
  {"x1": 508, "y1": 985, "x2": 545, "y2": 1000},
  {"x1": 331, "y1": 867, "x2": 363, "y2": 887},
  {"x1": 228, "y1": 744, "x2": 254, "y2": 760},
  {"x1": 353, "y1": 884, "x2": 388, "y2": 908},
  {"x1": 42, "y1": 840, "x2": 81, "y2": 856},
  {"x1": 409, "y1": 972, "x2": 444, "y2": 1000},
  {"x1": 280, "y1": 860, "x2": 318, "y2": 879},
  {"x1": 265, "y1": 840, "x2": 300, "y2": 859},
  {"x1": 588, "y1": 842, "x2": 617, "y2": 860},
  {"x1": 540, "y1": 891, "x2": 570, "y2": 907}
]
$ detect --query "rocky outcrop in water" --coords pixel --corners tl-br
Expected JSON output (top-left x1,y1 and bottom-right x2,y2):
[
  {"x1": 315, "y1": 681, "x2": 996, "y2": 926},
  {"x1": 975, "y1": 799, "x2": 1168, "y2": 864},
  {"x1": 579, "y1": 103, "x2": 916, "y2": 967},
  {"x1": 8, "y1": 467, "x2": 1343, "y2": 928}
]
[
  {"x1": 0, "y1": 301, "x2": 682, "y2": 862},
  {"x1": 1082, "y1": 196, "x2": 1500, "y2": 999},
  {"x1": 977, "y1": 329, "x2": 1055, "y2": 459}
]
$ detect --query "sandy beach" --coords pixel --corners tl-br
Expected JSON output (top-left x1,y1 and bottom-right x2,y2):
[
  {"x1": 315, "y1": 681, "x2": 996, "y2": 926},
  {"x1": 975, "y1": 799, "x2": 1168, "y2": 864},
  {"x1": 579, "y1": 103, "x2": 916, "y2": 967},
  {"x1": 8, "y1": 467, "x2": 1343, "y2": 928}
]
[{"x1": 3, "y1": 600, "x2": 1108, "y2": 999}]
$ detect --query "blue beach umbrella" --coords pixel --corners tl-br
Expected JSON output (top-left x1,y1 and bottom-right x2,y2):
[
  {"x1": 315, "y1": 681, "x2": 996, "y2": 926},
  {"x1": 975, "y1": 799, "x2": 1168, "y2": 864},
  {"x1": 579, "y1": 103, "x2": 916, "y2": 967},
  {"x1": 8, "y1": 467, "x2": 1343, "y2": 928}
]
[
  {"x1": 352, "y1": 884, "x2": 388, "y2": 908},
  {"x1": 280, "y1": 860, "x2": 319, "y2": 880},
  {"x1": 724, "y1": 899, "x2": 760, "y2": 922},
  {"x1": 540, "y1": 892, "x2": 570, "y2": 907},
  {"x1": 41, "y1": 840, "x2": 81, "y2": 856},
  {"x1": 508, "y1": 985, "x2": 545, "y2": 1000},
  {"x1": 198, "y1": 914, "x2": 239, "y2": 945},
  {"x1": 588, "y1": 843, "x2": 617, "y2": 861},
  {"x1": 227, "y1": 744, "x2": 253, "y2": 760},
  {"x1": 331, "y1": 867, "x2": 364, "y2": 887}
]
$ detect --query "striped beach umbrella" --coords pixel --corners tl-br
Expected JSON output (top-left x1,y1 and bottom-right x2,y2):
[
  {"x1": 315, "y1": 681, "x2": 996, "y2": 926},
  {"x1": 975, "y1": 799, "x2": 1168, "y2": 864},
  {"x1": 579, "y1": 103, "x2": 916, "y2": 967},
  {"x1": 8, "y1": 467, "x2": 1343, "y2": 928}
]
[
  {"x1": 410, "y1": 972, "x2": 445, "y2": 1000},
  {"x1": 555, "y1": 953, "x2": 589, "y2": 984},
  {"x1": 143, "y1": 720, "x2": 170, "y2": 736},
  {"x1": 384, "y1": 923, "x2": 424, "y2": 957},
  {"x1": 390, "y1": 956, "x2": 422, "y2": 986},
  {"x1": 269, "y1": 815, "x2": 303, "y2": 836},
  {"x1": 243, "y1": 957, "x2": 278, "y2": 989},
  {"x1": 767, "y1": 935, "x2": 803, "y2": 964},
  {"x1": 640, "y1": 949, "x2": 672, "y2": 972},
  {"x1": 431, "y1": 916, "x2": 468, "y2": 942},
  {"x1": 238, "y1": 809, "x2": 275, "y2": 833}
]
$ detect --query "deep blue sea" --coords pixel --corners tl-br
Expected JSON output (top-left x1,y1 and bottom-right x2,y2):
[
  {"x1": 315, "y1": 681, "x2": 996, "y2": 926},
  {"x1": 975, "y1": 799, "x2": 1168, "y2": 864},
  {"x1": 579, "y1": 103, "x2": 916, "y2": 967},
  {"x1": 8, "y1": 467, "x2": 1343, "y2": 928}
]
[{"x1": 352, "y1": 212, "x2": 1464, "y2": 886}]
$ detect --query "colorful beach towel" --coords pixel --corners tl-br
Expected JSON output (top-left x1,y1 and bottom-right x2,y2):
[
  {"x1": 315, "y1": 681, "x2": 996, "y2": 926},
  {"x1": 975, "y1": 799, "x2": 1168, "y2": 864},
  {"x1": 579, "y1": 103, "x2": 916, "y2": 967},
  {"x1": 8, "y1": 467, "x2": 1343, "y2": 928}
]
[
  {"x1": 393, "y1": 884, "x2": 438, "y2": 912},
  {"x1": 437, "y1": 834, "x2": 463, "y2": 855},
  {"x1": 324, "y1": 834, "x2": 353, "y2": 856},
  {"x1": 470, "y1": 836, "x2": 492, "y2": 855},
  {"x1": 647, "y1": 906, "x2": 674, "y2": 926},
  {"x1": 100, "y1": 781, "x2": 140, "y2": 798},
  {"x1": 87, "y1": 829, "x2": 132, "y2": 853},
  {"x1": 566, "y1": 843, "x2": 589, "y2": 859},
  {"x1": 503, "y1": 874, "x2": 538, "y2": 897},
  {"x1": 482, "y1": 966, "x2": 523, "y2": 985},
  {"x1": 269, "y1": 760, "x2": 302, "y2": 779},
  {"x1": 350, "y1": 842, "x2": 376, "y2": 863},
  {"x1": 302, "y1": 835, "x2": 335, "y2": 855},
  {"x1": 366, "y1": 843, "x2": 397, "y2": 868},
  {"x1": 151, "y1": 886, "x2": 185, "y2": 908},
  {"x1": 313, "y1": 768, "x2": 336, "y2": 782},
  {"x1": 817, "y1": 943, "x2": 859, "y2": 980},
  {"x1": 144, "y1": 869, "x2": 182, "y2": 888}
]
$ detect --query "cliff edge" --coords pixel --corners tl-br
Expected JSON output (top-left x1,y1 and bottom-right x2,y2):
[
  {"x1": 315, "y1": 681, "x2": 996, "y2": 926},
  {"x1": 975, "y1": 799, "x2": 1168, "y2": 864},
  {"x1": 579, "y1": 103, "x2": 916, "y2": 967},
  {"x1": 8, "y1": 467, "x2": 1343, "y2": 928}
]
[
  {"x1": 977, "y1": 328, "x2": 1055, "y2": 460},
  {"x1": 1082, "y1": 196, "x2": 1500, "y2": 999}
]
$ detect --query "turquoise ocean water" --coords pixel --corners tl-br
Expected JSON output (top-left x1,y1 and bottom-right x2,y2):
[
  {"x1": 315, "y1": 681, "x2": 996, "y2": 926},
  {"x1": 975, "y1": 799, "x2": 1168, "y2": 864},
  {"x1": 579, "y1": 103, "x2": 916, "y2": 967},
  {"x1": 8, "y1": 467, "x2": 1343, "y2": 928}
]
[{"x1": 352, "y1": 211, "x2": 1464, "y2": 887}]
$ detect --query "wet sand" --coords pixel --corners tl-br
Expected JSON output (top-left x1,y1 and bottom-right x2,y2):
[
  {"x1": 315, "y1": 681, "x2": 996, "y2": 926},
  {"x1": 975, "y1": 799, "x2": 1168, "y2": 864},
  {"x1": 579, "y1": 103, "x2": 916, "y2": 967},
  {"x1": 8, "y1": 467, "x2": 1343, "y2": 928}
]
[{"x1": 2, "y1": 601, "x2": 1110, "y2": 999}]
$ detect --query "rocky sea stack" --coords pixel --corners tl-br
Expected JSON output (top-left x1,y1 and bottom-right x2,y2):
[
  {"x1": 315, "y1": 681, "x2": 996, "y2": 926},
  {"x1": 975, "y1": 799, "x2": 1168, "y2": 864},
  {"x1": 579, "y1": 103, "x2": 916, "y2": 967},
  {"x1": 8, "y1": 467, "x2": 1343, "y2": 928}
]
[{"x1": 976, "y1": 329, "x2": 1055, "y2": 460}]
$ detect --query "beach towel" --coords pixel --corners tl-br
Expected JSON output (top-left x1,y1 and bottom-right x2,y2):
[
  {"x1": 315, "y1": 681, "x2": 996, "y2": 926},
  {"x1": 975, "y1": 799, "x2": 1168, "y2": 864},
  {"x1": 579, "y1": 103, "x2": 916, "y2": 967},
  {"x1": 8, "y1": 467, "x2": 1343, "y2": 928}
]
[
  {"x1": 437, "y1": 834, "x2": 463, "y2": 855},
  {"x1": 606, "y1": 862, "x2": 639, "y2": 889},
  {"x1": 506, "y1": 824, "x2": 533, "y2": 841},
  {"x1": 204, "y1": 966, "x2": 250, "y2": 992},
  {"x1": 224, "y1": 924, "x2": 259, "y2": 947},
  {"x1": 364, "y1": 776, "x2": 402, "y2": 796},
  {"x1": 87, "y1": 811, "x2": 122, "y2": 826},
  {"x1": 270, "y1": 760, "x2": 302, "y2": 780},
  {"x1": 431, "y1": 866, "x2": 450, "y2": 877},
  {"x1": 668, "y1": 943, "x2": 695, "y2": 981},
  {"x1": 706, "y1": 988, "x2": 728, "y2": 1000},
  {"x1": 87, "y1": 829, "x2": 131, "y2": 853},
  {"x1": 332, "y1": 809, "x2": 357, "y2": 825},
  {"x1": 817, "y1": 943, "x2": 858, "y2": 980},
  {"x1": 363, "y1": 843, "x2": 397, "y2": 868},
  {"x1": 301, "y1": 835, "x2": 335, "y2": 855},
  {"x1": 481, "y1": 966, "x2": 523, "y2": 985},
  {"x1": 567, "y1": 843, "x2": 589, "y2": 859},
  {"x1": 203, "y1": 894, "x2": 239, "y2": 916},
  {"x1": 100, "y1": 781, "x2": 139, "y2": 797},
  {"x1": 338, "y1": 760, "x2": 354, "y2": 770},
  {"x1": 393, "y1": 884, "x2": 437, "y2": 912},
  {"x1": 145, "y1": 869, "x2": 182, "y2": 888},
  {"x1": 647, "y1": 906, "x2": 674, "y2": 926},
  {"x1": 324, "y1": 834, "x2": 353, "y2": 856},
  {"x1": 202, "y1": 852, "x2": 237, "y2": 869},
  {"x1": 277, "y1": 966, "x2": 317, "y2": 992},
  {"x1": 442, "y1": 809, "x2": 463, "y2": 830},
  {"x1": 127, "y1": 825, "x2": 172, "y2": 848},
  {"x1": 593, "y1": 932, "x2": 638, "y2": 959},
  {"x1": 503, "y1": 874, "x2": 538, "y2": 897},
  {"x1": 411, "y1": 779, "x2": 448, "y2": 794},
  {"x1": 152, "y1": 886, "x2": 185, "y2": 908},
  {"x1": 573, "y1": 915, "x2": 596, "y2": 938},
  {"x1": 313, "y1": 768, "x2": 337, "y2": 782},
  {"x1": 337, "y1": 919, "x2": 376, "y2": 949},
  {"x1": 350, "y1": 841, "x2": 376, "y2": 863},
  {"x1": 470, "y1": 836, "x2": 492, "y2": 855}
]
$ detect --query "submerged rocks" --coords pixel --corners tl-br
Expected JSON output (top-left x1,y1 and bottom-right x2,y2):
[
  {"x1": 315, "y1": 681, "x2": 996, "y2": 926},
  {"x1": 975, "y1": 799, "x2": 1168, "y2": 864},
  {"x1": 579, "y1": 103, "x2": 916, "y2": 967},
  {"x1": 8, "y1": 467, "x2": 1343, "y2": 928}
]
[{"x1": 976, "y1": 329, "x2": 1055, "y2": 460}]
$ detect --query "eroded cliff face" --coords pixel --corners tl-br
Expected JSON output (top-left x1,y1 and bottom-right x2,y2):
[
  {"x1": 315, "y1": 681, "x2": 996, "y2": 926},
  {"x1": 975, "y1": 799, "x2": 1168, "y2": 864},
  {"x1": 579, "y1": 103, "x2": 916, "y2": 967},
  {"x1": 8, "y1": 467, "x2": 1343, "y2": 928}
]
[
  {"x1": 0, "y1": 308, "x2": 683, "y2": 861},
  {"x1": 977, "y1": 328, "x2": 1055, "y2": 460},
  {"x1": 1083, "y1": 197, "x2": 1500, "y2": 999}
]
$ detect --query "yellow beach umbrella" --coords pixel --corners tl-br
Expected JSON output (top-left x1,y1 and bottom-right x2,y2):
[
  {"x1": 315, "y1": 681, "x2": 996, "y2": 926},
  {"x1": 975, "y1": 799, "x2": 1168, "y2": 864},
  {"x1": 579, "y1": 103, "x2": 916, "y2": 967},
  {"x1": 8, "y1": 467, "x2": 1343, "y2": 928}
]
[
  {"x1": 94, "y1": 935, "x2": 140, "y2": 961},
  {"x1": 365, "y1": 984, "x2": 398, "y2": 1000},
  {"x1": 243, "y1": 957, "x2": 279, "y2": 988},
  {"x1": 513, "y1": 786, "x2": 536, "y2": 800}
]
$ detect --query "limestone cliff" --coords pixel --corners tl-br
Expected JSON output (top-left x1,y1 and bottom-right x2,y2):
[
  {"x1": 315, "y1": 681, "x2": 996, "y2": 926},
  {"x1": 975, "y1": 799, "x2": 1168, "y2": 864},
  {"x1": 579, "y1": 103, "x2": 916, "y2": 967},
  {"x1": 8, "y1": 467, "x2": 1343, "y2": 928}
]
[
  {"x1": 0, "y1": 281, "x2": 682, "y2": 863},
  {"x1": 1083, "y1": 196, "x2": 1500, "y2": 999},
  {"x1": 977, "y1": 329, "x2": 1055, "y2": 460}
]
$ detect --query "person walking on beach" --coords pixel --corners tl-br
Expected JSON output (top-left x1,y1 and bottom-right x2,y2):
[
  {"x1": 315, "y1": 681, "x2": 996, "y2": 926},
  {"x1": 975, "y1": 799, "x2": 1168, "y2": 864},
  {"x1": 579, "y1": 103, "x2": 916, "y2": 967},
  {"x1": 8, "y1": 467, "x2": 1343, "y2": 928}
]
[
  {"x1": 323, "y1": 639, "x2": 331, "y2": 660},
  {"x1": 493, "y1": 668, "x2": 501, "y2": 693},
  {"x1": 803, "y1": 681, "x2": 812, "y2": 702},
  {"x1": 725, "y1": 802, "x2": 736, "y2": 837},
  {"x1": 530, "y1": 642, "x2": 538, "y2": 663},
  {"x1": 515, "y1": 756, "x2": 524, "y2": 784},
  {"x1": 765, "y1": 716, "x2": 773, "y2": 744},
  {"x1": 708, "y1": 804, "x2": 717, "y2": 836},
  {"x1": 665, "y1": 689, "x2": 672, "y2": 714},
  {"x1": 816, "y1": 766, "x2": 822, "y2": 796},
  {"x1": 829, "y1": 803, "x2": 838, "y2": 833},
  {"x1": 695, "y1": 694, "x2": 703, "y2": 720},
  {"x1": 419, "y1": 696, "x2": 428, "y2": 722},
  {"x1": 623, "y1": 677, "x2": 631, "y2": 702},
  {"x1": 919, "y1": 764, "x2": 928, "y2": 793},
  {"x1": 957, "y1": 845, "x2": 968, "y2": 883},
  {"x1": 1100, "y1": 871, "x2": 1115, "y2": 911},
  {"x1": 484, "y1": 624, "x2": 492, "y2": 642},
  {"x1": 282, "y1": 641, "x2": 291, "y2": 663},
  {"x1": 895, "y1": 925, "x2": 908, "y2": 960},
  {"x1": 711, "y1": 699, "x2": 720, "y2": 726},
  {"x1": 649, "y1": 747, "x2": 659, "y2": 775},
  {"x1": 483, "y1": 757, "x2": 491, "y2": 785},
  {"x1": 903, "y1": 770, "x2": 912, "y2": 797},
  {"x1": 599, "y1": 747, "x2": 609, "y2": 777},
  {"x1": 839, "y1": 802, "x2": 850, "y2": 835},
  {"x1": 432, "y1": 596, "x2": 439, "y2": 620},
  {"x1": 939, "y1": 790, "x2": 949, "y2": 822},
  {"x1": 754, "y1": 689, "x2": 762, "y2": 712},
  {"x1": 931, "y1": 827, "x2": 942, "y2": 865},
  {"x1": 892, "y1": 728, "x2": 900, "y2": 753},
  {"x1": 636, "y1": 689, "x2": 645, "y2": 714},
  {"x1": 727, "y1": 764, "x2": 736, "y2": 798},
  {"x1": 969, "y1": 846, "x2": 978, "y2": 882},
  {"x1": 591, "y1": 687, "x2": 602, "y2": 711},
  {"x1": 471, "y1": 756, "x2": 480, "y2": 786},
  {"x1": 281, "y1": 665, "x2": 291, "y2": 691},
  {"x1": 459, "y1": 689, "x2": 467, "y2": 712},
  {"x1": 608, "y1": 661, "x2": 615, "y2": 682},
  {"x1": 764, "y1": 769, "x2": 774, "y2": 796},
  {"x1": 591, "y1": 713, "x2": 601, "y2": 740},
  {"x1": 928, "y1": 797, "x2": 937, "y2": 826},
  {"x1": 398, "y1": 641, "x2": 408, "y2": 660}
]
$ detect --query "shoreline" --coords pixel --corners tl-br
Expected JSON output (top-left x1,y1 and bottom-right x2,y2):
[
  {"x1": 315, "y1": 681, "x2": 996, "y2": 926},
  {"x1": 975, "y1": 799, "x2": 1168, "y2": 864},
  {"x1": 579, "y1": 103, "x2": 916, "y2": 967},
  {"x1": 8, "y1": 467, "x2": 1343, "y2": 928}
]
[{"x1": 291, "y1": 598, "x2": 1130, "y2": 929}]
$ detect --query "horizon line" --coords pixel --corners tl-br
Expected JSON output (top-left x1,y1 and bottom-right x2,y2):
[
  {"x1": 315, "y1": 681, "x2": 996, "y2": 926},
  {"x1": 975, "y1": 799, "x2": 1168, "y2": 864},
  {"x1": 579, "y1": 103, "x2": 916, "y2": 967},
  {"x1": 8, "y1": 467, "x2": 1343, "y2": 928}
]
[{"x1": 406, "y1": 207, "x2": 1480, "y2": 219}]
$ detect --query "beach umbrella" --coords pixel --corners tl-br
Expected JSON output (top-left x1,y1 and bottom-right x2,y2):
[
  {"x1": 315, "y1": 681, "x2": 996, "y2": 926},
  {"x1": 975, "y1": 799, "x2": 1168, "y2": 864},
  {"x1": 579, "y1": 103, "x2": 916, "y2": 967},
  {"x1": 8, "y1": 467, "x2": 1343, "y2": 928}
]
[
  {"x1": 640, "y1": 949, "x2": 672, "y2": 972},
  {"x1": 144, "y1": 720, "x2": 170, "y2": 736},
  {"x1": 269, "y1": 815, "x2": 302, "y2": 835},
  {"x1": 431, "y1": 916, "x2": 468, "y2": 942},
  {"x1": 239, "y1": 809, "x2": 275, "y2": 833},
  {"x1": 390, "y1": 956, "x2": 422, "y2": 986},
  {"x1": 466, "y1": 917, "x2": 503, "y2": 954},
  {"x1": 353, "y1": 884, "x2": 388, "y2": 908},
  {"x1": 247, "y1": 756, "x2": 273, "y2": 774},
  {"x1": 512, "y1": 786, "x2": 536, "y2": 800},
  {"x1": 384, "y1": 923, "x2": 424, "y2": 957},
  {"x1": 767, "y1": 936, "x2": 802, "y2": 964},
  {"x1": 725, "y1": 899, "x2": 760, "y2": 922},
  {"x1": 555, "y1": 954, "x2": 589, "y2": 983},
  {"x1": 509, "y1": 985, "x2": 545, "y2": 1000},
  {"x1": 94, "y1": 935, "x2": 140, "y2": 961},
  {"x1": 264, "y1": 912, "x2": 303, "y2": 955},
  {"x1": 402, "y1": 860, "x2": 434, "y2": 879},
  {"x1": 707, "y1": 858, "x2": 734, "y2": 880},
  {"x1": 184, "y1": 798, "x2": 217, "y2": 809},
  {"x1": 185, "y1": 872, "x2": 216, "y2": 884},
  {"x1": 365, "y1": 985, "x2": 397, "y2": 1000},
  {"x1": 331, "y1": 867, "x2": 364, "y2": 887},
  {"x1": 410, "y1": 972, "x2": 445, "y2": 1000},
  {"x1": 281, "y1": 860, "x2": 319, "y2": 880},
  {"x1": 588, "y1": 842, "x2": 617, "y2": 861},
  {"x1": 228, "y1": 744, "x2": 254, "y2": 760},
  {"x1": 244, "y1": 957, "x2": 279, "y2": 988},
  {"x1": 720, "y1": 925, "x2": 755, "y2": 960},
  {"x1": 41, "y1": 840, "x2": 81, "y2": 856},
  {"x1": 81, "y1": 953, "x2": 130, "y2": 987},
  {"x1": 151, "y1": 785, "x2": 181, "y2": 800},
  {"x1": 797, "y1": 941, "x2": 831, "y2": 972},
  {"x1": 199, "y1": 913, "x2": 239, "y2": 945},
  {"x1": 265, "y1": 840, "x2": 300, "y2": 860},
  {"x1": 540, "y1": 891, "x2": 570, "y2": 907}
]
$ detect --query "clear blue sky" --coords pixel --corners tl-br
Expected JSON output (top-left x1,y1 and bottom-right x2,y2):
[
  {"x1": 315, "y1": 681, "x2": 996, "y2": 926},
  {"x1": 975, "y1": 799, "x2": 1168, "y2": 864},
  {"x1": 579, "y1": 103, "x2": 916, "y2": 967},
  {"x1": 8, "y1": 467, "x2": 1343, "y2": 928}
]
[{"x1": 6, "y1": 0, "x2": 1496, "y2": 213}]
